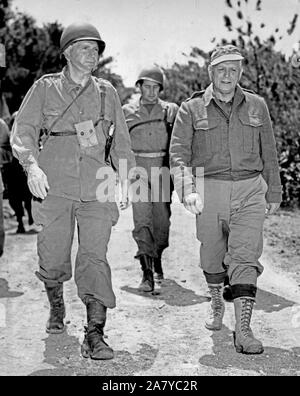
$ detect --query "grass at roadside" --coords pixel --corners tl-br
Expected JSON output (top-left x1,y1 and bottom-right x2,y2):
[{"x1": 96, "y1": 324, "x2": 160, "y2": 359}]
[{"x1": 263, "y1": 208, "x2": 300, "y2": 286}]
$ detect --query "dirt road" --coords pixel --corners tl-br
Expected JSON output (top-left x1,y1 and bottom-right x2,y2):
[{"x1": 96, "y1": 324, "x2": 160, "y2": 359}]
[{"x1": 0, "y1": 198, "x2": 299, "y2": 376}]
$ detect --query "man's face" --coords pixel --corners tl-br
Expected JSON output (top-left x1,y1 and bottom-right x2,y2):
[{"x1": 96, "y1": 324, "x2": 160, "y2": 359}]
[
  {"x1": 139, "y1": 80, "x2": 161, "y2": 104},
  {"x1": 209, "y1": 60, "x2": 242, "y2": 96},
  {"x1": 67, "y1": 40, "x2": 99, "y2": 72}
]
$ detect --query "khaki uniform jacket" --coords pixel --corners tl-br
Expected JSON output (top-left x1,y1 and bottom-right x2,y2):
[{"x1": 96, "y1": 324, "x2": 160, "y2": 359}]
[
  {"x1": 170, "y1": 84, "x2": 282, "y2": 203},
  {"x1": 10, "y1": 67, "x2": 135, "y2": 201},
  {"x1": 122, "y1": 98, "x2": 178, "y2": 157}
]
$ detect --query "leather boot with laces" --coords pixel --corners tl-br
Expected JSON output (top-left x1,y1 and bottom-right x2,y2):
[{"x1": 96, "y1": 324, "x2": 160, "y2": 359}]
[
  {"x1": 45, "y1": 284, "x2": 65, "y2": 334},
  {"x1": 233, "y1": 297, "x2": 264, "y2": 354},
  {"x1": 205, "y1": 283, "x2": 225, "y2": 331},
  {"x1": 81, "y1": 297, "x2": 114, "y2": 360},
  {"x1": 138, "y1": 254, "x2": 154, "y2": 292}
]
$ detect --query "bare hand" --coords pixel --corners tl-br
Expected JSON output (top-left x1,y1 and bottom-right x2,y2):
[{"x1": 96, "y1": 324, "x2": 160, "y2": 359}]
[
  {"x1": 119, "y1": 179, "x2": 132, "y2": 210},
  {"x1": 266, "y1": 202, "x2": 280, "y2": 215},
  {"x1": 27, "y1": 164, "x2": 49, "y2": 199},
  {"x1": 183, "y1": 192, "x2": 203, "y2": 215}
]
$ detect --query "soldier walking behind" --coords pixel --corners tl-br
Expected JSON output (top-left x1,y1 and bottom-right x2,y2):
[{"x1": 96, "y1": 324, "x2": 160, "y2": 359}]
[{"x1": 123, "y1": 67, "x2": 178, "y2": 292}]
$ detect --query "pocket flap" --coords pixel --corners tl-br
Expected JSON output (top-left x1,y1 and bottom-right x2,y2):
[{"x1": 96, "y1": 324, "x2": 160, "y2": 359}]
[
  {"x1": 193, "y1": 118, "x2": 219, "y2": 131},
  {"x1": 239, "y1": 114, "x2": 263, "y2": 127}
]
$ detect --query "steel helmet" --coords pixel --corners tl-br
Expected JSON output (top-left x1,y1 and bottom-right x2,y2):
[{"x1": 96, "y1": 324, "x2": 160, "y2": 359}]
[
  {"x1": 135, "y1": 67, "x2": 164, "y2": 91},
  {"x1": 60, "y1": 22, "x2": 106, "y2": 54}
]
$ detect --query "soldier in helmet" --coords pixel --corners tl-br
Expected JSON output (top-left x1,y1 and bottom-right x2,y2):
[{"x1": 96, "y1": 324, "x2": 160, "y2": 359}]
[
  {"x1": 10, "y1": 22, "x2": 135, "y2": 360},
  {"x1": 122, "y1": 67, "x2": 178, "y2": 292},
  {"x1": 170, "y1": 45, "x2": 282, "y2": 354}
]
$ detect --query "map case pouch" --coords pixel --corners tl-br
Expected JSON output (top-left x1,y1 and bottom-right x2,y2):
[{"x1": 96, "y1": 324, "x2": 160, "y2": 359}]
[{"x1": 74, "y1": 120, "x2": 98, "y2": 148}]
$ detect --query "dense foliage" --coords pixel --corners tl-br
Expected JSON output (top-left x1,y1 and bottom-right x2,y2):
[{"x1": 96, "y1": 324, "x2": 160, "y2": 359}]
[
  {"x1": 0, "y1": 0, "x2": 299, "y2": 207},
  {"x1": 0, "y1": 0, "x2": 133, "y2": 112},
  {"x1": 161, "y1": 0, "x2": 300, "y2": 208}
]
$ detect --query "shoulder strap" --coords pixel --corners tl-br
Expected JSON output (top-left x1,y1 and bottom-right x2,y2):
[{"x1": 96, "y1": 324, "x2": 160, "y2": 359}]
[
  {"x1": 99, "y1": 84, "x2": 106, "y2": 121},
  {"x1": 128, "y1": 104, "x2": 171, "y2": 133},
  {"x1": 43, "y1": 78, "x2": 92, "y2": 138},
  {"x1": 94, "y1": 83, "x2": 107, "y2": 128},
  {"x1": 186, "y1": 90, "x2": 205, "y2": 101},
  {"x1": 128, "y1": 118, "x2": 164, "y2": 133}
]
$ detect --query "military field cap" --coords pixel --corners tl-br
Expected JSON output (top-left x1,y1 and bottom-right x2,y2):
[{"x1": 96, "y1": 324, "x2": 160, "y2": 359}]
[{"x1": 210, "y1": 44, "x2": 244, "y2": 66}]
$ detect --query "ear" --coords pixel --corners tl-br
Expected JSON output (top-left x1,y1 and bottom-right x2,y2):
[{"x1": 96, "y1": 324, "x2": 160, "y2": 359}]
[
  {"x1": 239, "y1": 67, "x2": 243, "y2": 80},
  {"x1": 208, "y1": 65, "x2": 213, "y2": 81},
  {"x1": 63, "y1": 47, "x2": 71, "y2": 61},
  {"x1": 136, "y1": 82, "x2": 143, "y2": 91}
]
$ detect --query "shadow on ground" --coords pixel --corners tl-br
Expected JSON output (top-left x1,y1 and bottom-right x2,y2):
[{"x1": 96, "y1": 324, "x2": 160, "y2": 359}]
[
  {"x1": 220, "y1": 287, "x2": 295, "y2": 313},
  {"x1": 254, "y1": 288, "x2": 295, "y2": 313},
  {"x1": 29, "y1": 329, "x2": 158, "y2": 376},
  {"x1": 0, "y1": 278, "x2": 24, "y2": 298},
  {"x1": 199, "y1": 326, "x2": 300, "y2": 376},
  {"x1": 122, "y1": 278, "x2": 209, "y2": 307}
]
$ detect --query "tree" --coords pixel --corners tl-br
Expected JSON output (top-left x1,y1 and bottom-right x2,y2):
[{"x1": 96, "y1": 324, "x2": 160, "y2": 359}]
[
  {"x1": 161, "y1": 0, "x2": 300, "y2": 208},
  {"x1": 93, "y1": 57, "x2": 135, "y2": 104},
  {"x1": 0, "y1": 13, "x2": 64, "y2": 112},
  {"x1": 0, "y1": 1, "x2": 130, "y2": 113}
]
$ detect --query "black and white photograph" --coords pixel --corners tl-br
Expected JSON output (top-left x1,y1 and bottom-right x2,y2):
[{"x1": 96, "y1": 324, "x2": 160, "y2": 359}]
[{"x1": 0, "y1": 0, "x2": 299, "y2": 379}]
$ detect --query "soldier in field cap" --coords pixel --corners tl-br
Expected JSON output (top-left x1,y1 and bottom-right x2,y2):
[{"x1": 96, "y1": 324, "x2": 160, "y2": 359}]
[{"x1": 170, "y1": 44, "x2": 282, "y2": 354}]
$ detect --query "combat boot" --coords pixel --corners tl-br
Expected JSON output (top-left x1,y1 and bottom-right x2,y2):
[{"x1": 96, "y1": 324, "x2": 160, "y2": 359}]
[
  {"x1": 153, "y1": 255, "x2": 164, "y2": 281},
  {"x1": 16, "y1": 218, "x2": 26, "y2": 234},
  {"x1": 205, "y1": 284, "x2": 225, "y2": 331},
  {"x1": 138, "y1": 254, "x2": 154, "y2": 292},
  {"x1": 233, "y1": 297, "x2": 264, "y2": 354},
  {"x1": 81, "y1": 297, "x2": 114, "y2": 360},
  {"x1": 45, "y1": 283, "x2": 65, "y2": 334}
]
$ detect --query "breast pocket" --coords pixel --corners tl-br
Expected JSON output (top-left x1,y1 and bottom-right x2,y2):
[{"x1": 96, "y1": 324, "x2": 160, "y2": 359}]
[
  {"x1": 193, "y1": 118, "x2": 220, "y2": 159},
  {"x1": 43, "y1": 109, "x2": 61, "y2": 130},
  {"x1": 239, "y1": 114, "x2": 262, "y2": 154}
]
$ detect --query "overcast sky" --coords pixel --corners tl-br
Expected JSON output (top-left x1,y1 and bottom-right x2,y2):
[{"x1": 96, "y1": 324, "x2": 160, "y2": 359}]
[{"x1": 13, "y1": 0, "x2": 300, "y2": 86}]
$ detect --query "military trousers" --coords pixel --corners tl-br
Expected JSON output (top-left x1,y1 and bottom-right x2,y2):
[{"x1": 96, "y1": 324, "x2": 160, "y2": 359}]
[
  {"x1": 132, "y1": 200, "x2": 171, "y2": 259},
  {"x1": 132, "y1": 157, "x2": 172, "y2": 259},
  {"x1": 32, "y1": 195, "x2": 119, "y2": 308},
  {"x1": 196, "y1": 174, "x2": 267, "y2": 292}
]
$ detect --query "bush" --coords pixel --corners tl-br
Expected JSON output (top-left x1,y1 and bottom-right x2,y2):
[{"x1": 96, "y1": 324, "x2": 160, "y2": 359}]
[{"x1": 160, "y1": 1, "x2": 300, "y2": 208}]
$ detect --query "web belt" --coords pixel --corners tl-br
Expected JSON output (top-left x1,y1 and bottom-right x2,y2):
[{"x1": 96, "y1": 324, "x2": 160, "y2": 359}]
[
  {"x1": 133, "y1": 151, "x2": 166, "y2": 158},
  {"x1": 49, "y1": 131, "x2": 77, "y2": 136}
]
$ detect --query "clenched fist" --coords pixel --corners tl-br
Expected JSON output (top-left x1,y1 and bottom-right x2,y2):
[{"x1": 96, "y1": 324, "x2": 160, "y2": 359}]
[{"x1": 183, "y1": 192, "x2": 203, "y2": 215}]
